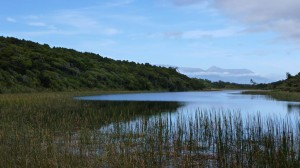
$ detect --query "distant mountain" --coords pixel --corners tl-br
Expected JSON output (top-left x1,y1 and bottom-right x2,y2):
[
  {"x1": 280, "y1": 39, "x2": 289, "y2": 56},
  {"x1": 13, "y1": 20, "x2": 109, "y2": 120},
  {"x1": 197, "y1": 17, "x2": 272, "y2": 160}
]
[
  {"x1": 0, "y1": 36, "x2": 207, "y2": 93},
  {"x1": 206, "y1": 66, "x2": 253, "y2": 75},
  {"x1": 177, "y1": 66, "x2": 271, "y2": 84}
]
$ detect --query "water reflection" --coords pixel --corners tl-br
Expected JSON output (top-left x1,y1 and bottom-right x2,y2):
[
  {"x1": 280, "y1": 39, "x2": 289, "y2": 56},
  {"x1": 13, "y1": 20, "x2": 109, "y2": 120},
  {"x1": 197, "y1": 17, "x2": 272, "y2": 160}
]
[
  {"x1": 287, "y1": 103, "x2": 300, "y2": 114},
  {"x1": 77, "y1": 100, "x2": 183, "y2": 127},
  {"x1": 77, "y1": 90, "x2": 300, "y2": 121}
]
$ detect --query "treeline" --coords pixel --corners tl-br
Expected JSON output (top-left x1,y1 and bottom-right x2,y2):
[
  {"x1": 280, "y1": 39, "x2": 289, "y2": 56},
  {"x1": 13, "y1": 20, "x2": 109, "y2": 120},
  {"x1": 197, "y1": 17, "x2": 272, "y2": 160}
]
[
  {"x1": 268, "y1": 73, "x2": 300, "y2": 92},
  {"x1": 209, "y1": 81, "x2": 259, "y2": 89},
  {"x1": 247, "y1": 73, "x2": 300, "y2": 92},
  {"x1": 0, "y1": 36, "x2": 208, "y2": 93},
  {"x1": 209, "y1": 73, "x2": 300, "y2": 92}
]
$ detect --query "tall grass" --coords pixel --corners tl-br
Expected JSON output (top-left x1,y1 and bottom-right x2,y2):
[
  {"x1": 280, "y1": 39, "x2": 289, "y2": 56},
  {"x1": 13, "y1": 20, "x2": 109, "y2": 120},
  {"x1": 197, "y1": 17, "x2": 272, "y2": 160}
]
[
  {"x1": 97, "y1": 110, "x2": 300, "y2": 167},
  {"x1": 0, "y1": 92, "x2": 300, "y2": 167}
]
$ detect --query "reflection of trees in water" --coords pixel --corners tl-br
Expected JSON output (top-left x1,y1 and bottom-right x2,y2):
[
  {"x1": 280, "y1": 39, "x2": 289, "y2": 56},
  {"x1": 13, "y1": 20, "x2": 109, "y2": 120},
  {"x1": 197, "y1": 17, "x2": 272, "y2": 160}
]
[
  {"x1": 249, "y1": 94, "x2": 275, "y2": 101},
  {"x1": 76, "y1": 100, "x2": 183, "y2": 129},
  {"x1": 51, "y1": 101, "x2": 183, "y2": 155},
  {"x1": 287, "y1": 103, "x2": 300, "y2": 114},
  {"x1": 31, "y1": 100, "x2": 182, "y2": 133}
]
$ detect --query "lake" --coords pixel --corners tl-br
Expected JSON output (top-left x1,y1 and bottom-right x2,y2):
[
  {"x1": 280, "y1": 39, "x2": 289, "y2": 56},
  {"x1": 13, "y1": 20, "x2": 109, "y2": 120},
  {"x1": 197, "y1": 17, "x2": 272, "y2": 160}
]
[
  {"x1": 76, "y1": 90, "x2": 300, "y2": 120},
  {"x1": 73, "y1": 90, "x2": 300, "y2": 166}
]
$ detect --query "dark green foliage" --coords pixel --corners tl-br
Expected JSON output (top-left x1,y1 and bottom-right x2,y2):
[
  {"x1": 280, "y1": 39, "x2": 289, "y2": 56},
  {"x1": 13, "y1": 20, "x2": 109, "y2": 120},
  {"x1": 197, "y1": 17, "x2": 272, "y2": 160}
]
[
  {"x1": 0, "y1": 36, "x2": 206, "y2": 93},
  {"x1": 209, "y1": 72, "x2": 300, "y2": 92},
  {"x1": 208, "y1": 80, "x2": 269, "y2": 90},
  {"x1": 250, "y1": 73, "x2": 300, "y2": 92},
  {"x1": 274, "y1": 73, "x2": 300, "y2": 92}
]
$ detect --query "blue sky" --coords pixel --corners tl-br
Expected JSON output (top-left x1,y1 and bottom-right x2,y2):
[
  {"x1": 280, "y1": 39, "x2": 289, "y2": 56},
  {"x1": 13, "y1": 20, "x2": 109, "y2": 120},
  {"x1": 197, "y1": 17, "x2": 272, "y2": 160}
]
[{"x1": 1, "y1": 0, "x2": 300, "y2": 81}]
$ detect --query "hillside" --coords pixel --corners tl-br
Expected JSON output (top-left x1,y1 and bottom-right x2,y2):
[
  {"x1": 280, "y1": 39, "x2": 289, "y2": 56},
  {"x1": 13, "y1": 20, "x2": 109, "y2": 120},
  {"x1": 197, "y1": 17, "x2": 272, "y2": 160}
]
[
  {"x1": 243, "y1": 73, "x2": 300, "y2": 92},
  {"x1": 0, "y1": 36, "x2": 206, "y2": 93},
  {"x1": 270, "y1": 73, "x2": 300, "y2": 92}
]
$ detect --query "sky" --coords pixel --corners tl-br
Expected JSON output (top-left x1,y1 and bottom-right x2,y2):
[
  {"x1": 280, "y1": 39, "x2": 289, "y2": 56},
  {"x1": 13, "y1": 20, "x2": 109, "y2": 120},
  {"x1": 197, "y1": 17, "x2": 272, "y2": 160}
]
[{"x1": 1, "y1": 0, "x2": 300, "y2": 81}]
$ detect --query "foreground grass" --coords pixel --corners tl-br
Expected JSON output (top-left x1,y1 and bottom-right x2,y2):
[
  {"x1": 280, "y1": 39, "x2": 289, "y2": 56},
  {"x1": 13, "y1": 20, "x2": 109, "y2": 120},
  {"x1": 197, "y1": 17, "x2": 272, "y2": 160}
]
[
  {"x1": 0, "y1": 91, "x2": 181, "y2": 167},
  {"x1": 0, "y1": 91, "x2": 300, "y2": 167},
  {"x1": 242, "y1": 90, "x2": 300, "y2": 102}
]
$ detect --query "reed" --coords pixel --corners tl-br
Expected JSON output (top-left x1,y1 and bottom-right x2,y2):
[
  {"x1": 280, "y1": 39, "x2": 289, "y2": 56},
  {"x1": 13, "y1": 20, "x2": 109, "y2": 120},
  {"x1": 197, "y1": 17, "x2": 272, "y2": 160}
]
[{"x1": 0, "y1": 92, "x2": 299, "y2": 167}]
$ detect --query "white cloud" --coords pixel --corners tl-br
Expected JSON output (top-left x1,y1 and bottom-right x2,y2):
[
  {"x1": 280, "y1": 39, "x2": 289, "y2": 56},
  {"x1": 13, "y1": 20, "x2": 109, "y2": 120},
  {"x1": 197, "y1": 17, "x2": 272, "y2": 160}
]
[
  {"x1": 164, "y1": 27, "x2": 240, "y2": 39},
  {"x1": 27, "y1": 22, "x2": 58, "y2": 31},
  {"x1": 183, "y1": 27, "x2": 239, "y2": 39},
  {"x1": 6, "y1": 17, "x2": 16, "y2": 23},
  {"x1": 17, "y1": 9, "x2": 122, "y2": 37},
  {"x1": 52, "y1": 11, "x2": 99, "y2": 29},
  {"x1": 49, "y1": 10, "x2": 122, "y2": 36},
  {"x1": 170, "y1": 0, "x2": 300, "y2": 43},
  {"x1": 215, "y1": 0, "x2": 300, "y2": 42},
  {"x1": 216, "y1": 0, "x2": 300, "y2": 23}
]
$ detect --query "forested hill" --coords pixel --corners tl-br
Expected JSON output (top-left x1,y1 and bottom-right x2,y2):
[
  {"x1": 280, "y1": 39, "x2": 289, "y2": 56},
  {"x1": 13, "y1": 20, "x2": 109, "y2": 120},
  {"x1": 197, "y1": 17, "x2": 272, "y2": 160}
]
[
  {"x1": 268, "y1": 73, "x2": 300, "y2": 92},
  {"x1": 0, "y1": 36, "x2": 207, "y2": 93}
]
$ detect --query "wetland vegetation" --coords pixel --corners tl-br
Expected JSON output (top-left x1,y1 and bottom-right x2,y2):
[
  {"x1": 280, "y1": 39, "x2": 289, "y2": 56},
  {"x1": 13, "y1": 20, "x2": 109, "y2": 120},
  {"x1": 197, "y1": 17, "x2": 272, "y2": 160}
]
[{"x1": 1, "y1": 91, "x2": 300, "y2": 167}]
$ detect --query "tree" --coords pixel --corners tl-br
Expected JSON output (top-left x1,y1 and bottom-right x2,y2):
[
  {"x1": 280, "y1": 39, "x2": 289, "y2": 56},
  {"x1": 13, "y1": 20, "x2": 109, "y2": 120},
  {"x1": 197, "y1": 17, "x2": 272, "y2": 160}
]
[
  {"x1": 250, "y1": 79, "x2": 257, "y2": 85},
  {"x1": 286, "y1": 72, "x2": 292, "y2": 80}
]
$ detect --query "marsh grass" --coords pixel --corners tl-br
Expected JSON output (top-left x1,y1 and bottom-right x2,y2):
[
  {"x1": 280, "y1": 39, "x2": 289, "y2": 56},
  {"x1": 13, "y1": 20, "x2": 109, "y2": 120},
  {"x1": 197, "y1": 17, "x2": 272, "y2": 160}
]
[{"x1": 1, "y1": 92, "x2": 300, "y2": 167}]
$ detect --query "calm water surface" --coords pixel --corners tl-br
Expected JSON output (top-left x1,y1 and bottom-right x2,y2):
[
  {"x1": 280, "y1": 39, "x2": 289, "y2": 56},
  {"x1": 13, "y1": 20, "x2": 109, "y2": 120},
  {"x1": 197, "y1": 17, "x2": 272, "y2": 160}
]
[
  {"x1": 77, "y1": 90, "x2": 300, "y2": 119},
  {"x1": 75, "y1": 90, "x2": 300, "y2": 134}
]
